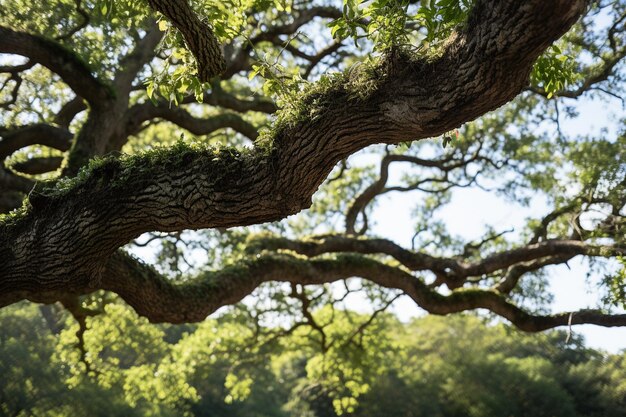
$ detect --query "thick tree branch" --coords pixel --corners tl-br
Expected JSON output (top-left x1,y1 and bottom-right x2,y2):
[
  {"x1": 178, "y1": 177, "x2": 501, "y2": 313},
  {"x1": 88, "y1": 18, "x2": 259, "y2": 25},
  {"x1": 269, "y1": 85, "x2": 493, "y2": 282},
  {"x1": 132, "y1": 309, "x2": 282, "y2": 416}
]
[{"x1": 0, "y1": 0, "x2": 592, "y2": 314}]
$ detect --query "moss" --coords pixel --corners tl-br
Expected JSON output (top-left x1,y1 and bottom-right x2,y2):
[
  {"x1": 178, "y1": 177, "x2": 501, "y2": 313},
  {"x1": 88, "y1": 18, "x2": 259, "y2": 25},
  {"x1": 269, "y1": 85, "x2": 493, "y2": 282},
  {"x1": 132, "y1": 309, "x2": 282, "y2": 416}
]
[
  {"x1": 26, "y1": 137, "x2": 270, "y2": 210},
  {"x1": 0, "y1": 200, "x2": 31, "y2": 227},
  {"x1": 254, "y1": 46, "x2": 436, "y2": 152},
  {"x1": 448, "y1": 288, "x2": 495, "y2": 305}
]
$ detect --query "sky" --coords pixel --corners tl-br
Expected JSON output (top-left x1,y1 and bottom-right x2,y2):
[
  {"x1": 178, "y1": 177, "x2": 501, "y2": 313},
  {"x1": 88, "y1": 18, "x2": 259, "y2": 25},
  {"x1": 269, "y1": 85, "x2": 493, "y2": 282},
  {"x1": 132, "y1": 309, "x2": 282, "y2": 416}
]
[{"x1": 370, "y1": 185, "x2": 626, "y2": 353}]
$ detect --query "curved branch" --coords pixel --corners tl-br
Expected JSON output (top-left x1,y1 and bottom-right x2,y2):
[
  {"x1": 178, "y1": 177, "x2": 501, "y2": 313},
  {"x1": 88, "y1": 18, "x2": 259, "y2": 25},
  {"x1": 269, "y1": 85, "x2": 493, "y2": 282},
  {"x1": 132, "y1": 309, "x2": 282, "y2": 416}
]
[
  {"x1": 223, "y1": 6, "x2": 342, "y2": 78},
  {"x1": 0, "y1": 124, "x2": 73, "y2": 158},
  {"x1": 495, "y1": 254, "x2": 574, "y2": 294},
  {"x1": 97, "y1": 251, "x2": 626, "y2": 332},
  {"x1": 0, "y1": 191, "x2": 23, "y2": 213},
  {"x1": 345, "y1": 153, "x2": 463, "y2": 234},
  {"x1": 55, "y1": 0, "x2": 90, "y2": 41},
  {"x1": 10, "y1": 157, "x2": 64, "y2": 175},
  {"x1": 114, "y1": 23, "x2": 163, "y2": 93},
  {"x1": 246, "y1": 235, "x2": 625, "y2": 286},
  {"x1": 54, "y1": 96, "x2": 87, "y2": 128},
  {"x1": 0, "y1": 26, "x2": 112, "y2": 104},
  {"x1": 0, "y1": 168, "x2": 34, "y2": 193},
  {"x1": 0, "y1": 0, "x2": 592, "y2": 311},
  {"x1": 124, "y1": 102, "x2": 259, "y2": 140},
  {"x1": 0, "y1": 60, "x2": 33, "y2": 108},
  {"x1": 185, "y1": 90, "x2": 277, "y2": 114}
]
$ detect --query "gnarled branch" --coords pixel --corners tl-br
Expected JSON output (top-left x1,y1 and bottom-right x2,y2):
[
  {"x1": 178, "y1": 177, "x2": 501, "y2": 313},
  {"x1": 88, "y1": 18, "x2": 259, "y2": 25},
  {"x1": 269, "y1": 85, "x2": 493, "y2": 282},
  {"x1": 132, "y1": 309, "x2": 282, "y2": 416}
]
[{"x1": 0, "y1": 0, "x2": 593, "y2": 322}]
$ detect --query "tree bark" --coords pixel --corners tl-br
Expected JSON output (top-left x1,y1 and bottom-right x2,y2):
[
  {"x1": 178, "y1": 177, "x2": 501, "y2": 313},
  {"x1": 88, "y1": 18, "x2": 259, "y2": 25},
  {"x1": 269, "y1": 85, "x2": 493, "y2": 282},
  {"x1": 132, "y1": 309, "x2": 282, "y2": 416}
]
[{"x1": 0, "y1": 0, "x2": 593, "y2": 325}]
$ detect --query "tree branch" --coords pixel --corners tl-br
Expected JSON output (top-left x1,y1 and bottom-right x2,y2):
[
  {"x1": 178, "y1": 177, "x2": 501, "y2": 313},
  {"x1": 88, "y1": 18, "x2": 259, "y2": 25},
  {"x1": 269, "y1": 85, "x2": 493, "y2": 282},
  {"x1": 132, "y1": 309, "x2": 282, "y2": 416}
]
[
  {"x1": 53, "y1": 96, "x2": 87, "y2": 128},
  {"x1": 245, "y1": 234, "x2": 624, "y2": 287},
  {"x1": 345, "y1": 152, "x2": 468, "y2": 234},
  {"x1": 0, "y1": 0, "x2": 593, "y2": 316},
  {"x1": 10, "y1": 157, "x2": 64, "y2": 175},
  {"x1": 184, "y1": 90, "x2": 277, "y2": 114},
  {"x1": 96, "y1": 251, "x2": 626, "y2": 331},
  {"x1": 122, "y1": 102, "x2": 259, "y2": 141},
  {"x1": 0, "y1": 168, "x2": 34, "y2": 193},
  {"x1": 147, "y1": 0, "x2": 225, "y2": 81},
  {"x1": 0, "y1": 124, "x2": 72, "y2": 159},
  {"x1": 113, "y1": 22, "x2": 163, "y2": 93},
  {"x1": 0, "y1": 26, "x2": 112, "y2": 104}
]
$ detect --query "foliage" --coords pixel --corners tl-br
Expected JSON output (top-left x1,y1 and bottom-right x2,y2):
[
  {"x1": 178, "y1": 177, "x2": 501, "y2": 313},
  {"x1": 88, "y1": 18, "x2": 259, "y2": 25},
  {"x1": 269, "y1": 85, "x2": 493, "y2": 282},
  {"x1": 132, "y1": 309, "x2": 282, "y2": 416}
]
[
  {"x1": 530, "y1": 44, "x2": 580, "y2": 99},
  {"x1": 328, "y1": 0, "x2": 474, "y2": 51},
  {"x1": 2, "y1": 302, "x2": 626, "y2": 416}
]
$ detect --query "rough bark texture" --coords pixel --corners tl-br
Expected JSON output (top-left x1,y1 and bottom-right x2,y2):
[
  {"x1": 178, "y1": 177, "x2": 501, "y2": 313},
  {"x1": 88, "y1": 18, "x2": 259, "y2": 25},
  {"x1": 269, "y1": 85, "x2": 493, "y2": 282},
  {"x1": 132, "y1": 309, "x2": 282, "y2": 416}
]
[
  {"x1": 3, "y1": 0, "x2": 618, "y2": 331},
  {"x1": 147, "y1": 0, "x2": 226, "y2": 81}
]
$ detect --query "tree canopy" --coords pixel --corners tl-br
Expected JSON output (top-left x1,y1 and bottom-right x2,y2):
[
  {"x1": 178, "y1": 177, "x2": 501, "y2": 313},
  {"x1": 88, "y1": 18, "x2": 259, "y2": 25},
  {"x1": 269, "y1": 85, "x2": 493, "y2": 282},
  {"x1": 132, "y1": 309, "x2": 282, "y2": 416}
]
[
  {"x1": 0, "y1": 0, "x2": 625, "y2": 359},
  {"x1": 2, "y1": 0, "x2": 626, "y2": 414},
  {"x1": 2, "y1": 303, "x2": 626, "y2": 416}
]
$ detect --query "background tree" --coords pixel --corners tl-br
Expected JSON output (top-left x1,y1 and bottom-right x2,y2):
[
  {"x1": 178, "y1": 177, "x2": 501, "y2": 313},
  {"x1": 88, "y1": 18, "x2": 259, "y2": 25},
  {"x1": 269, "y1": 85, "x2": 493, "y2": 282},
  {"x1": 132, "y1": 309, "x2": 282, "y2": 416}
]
[
  {"x1": 0, "y1": 0, "x2": 626, "y2": 394},
  {"x1": 2, "y1": 303, "x2": 626, "y2": 416}
]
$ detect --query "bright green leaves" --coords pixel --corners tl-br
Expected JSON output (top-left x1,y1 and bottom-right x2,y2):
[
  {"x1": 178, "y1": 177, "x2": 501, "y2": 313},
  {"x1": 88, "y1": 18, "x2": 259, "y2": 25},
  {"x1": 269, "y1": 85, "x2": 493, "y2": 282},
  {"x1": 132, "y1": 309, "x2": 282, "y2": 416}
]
[
  {"x1": 300, "y1": 306, "x2": 397, "y2": 415},
  {"x1": 192, "y1": 0, "x2": 256, "y2": 42},
  {"x1": 92, "y1": 0, "x2": 150, "y2": 33},
  {"x1": 329, "y1": 0, "x2": 413, "y2": 51},
  {"x1": 145, "y1": 0, "x2": 274, "y2": 104},
  {"x1": 145, "y1": 17, "x2": 211, "y2": 105},
  {"x1": 145, "y1": 56, "x2": 209, "y2": 106},
  {"x1": 4, "y1": 301, "x2": 626, "y2": 416},
  {"x1": 100, "y1": 0, "x2": 110, "y2": 15},
  {"x1": 328, "y1": 0, "x2": 474, "y2": 52},
  {"x1": 531, "y1": 44, "x2": 580, "y2": 98},
  {"x1": 363, "y1": 0, "x2": 413, "y2": 50},
  {"x1": 249, "y1": 56, "x2": 305, "y2": 106},
  {"x1": 223, "y1": 373, "x2": 253, "y2": 403},
  {"x1": 416, "y1": 0, "x2": 473, "y2": 45},
  {"x1": 602, "y1": 257, "x2": 626, "y2": 309},
  {"x1": 56, "y1": 301, "x2": 199, "y2": 414},
  {"x1": 95, "y1": 0, "x2": 147, "y2": 20}
]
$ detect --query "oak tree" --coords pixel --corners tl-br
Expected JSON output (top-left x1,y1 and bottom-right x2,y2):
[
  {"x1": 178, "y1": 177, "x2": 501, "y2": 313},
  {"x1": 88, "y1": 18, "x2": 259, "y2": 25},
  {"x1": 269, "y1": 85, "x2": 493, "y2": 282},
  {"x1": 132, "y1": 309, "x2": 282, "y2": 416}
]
[{"x1": 1, "y1": 0, "x2": 625, "y2": 336}]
